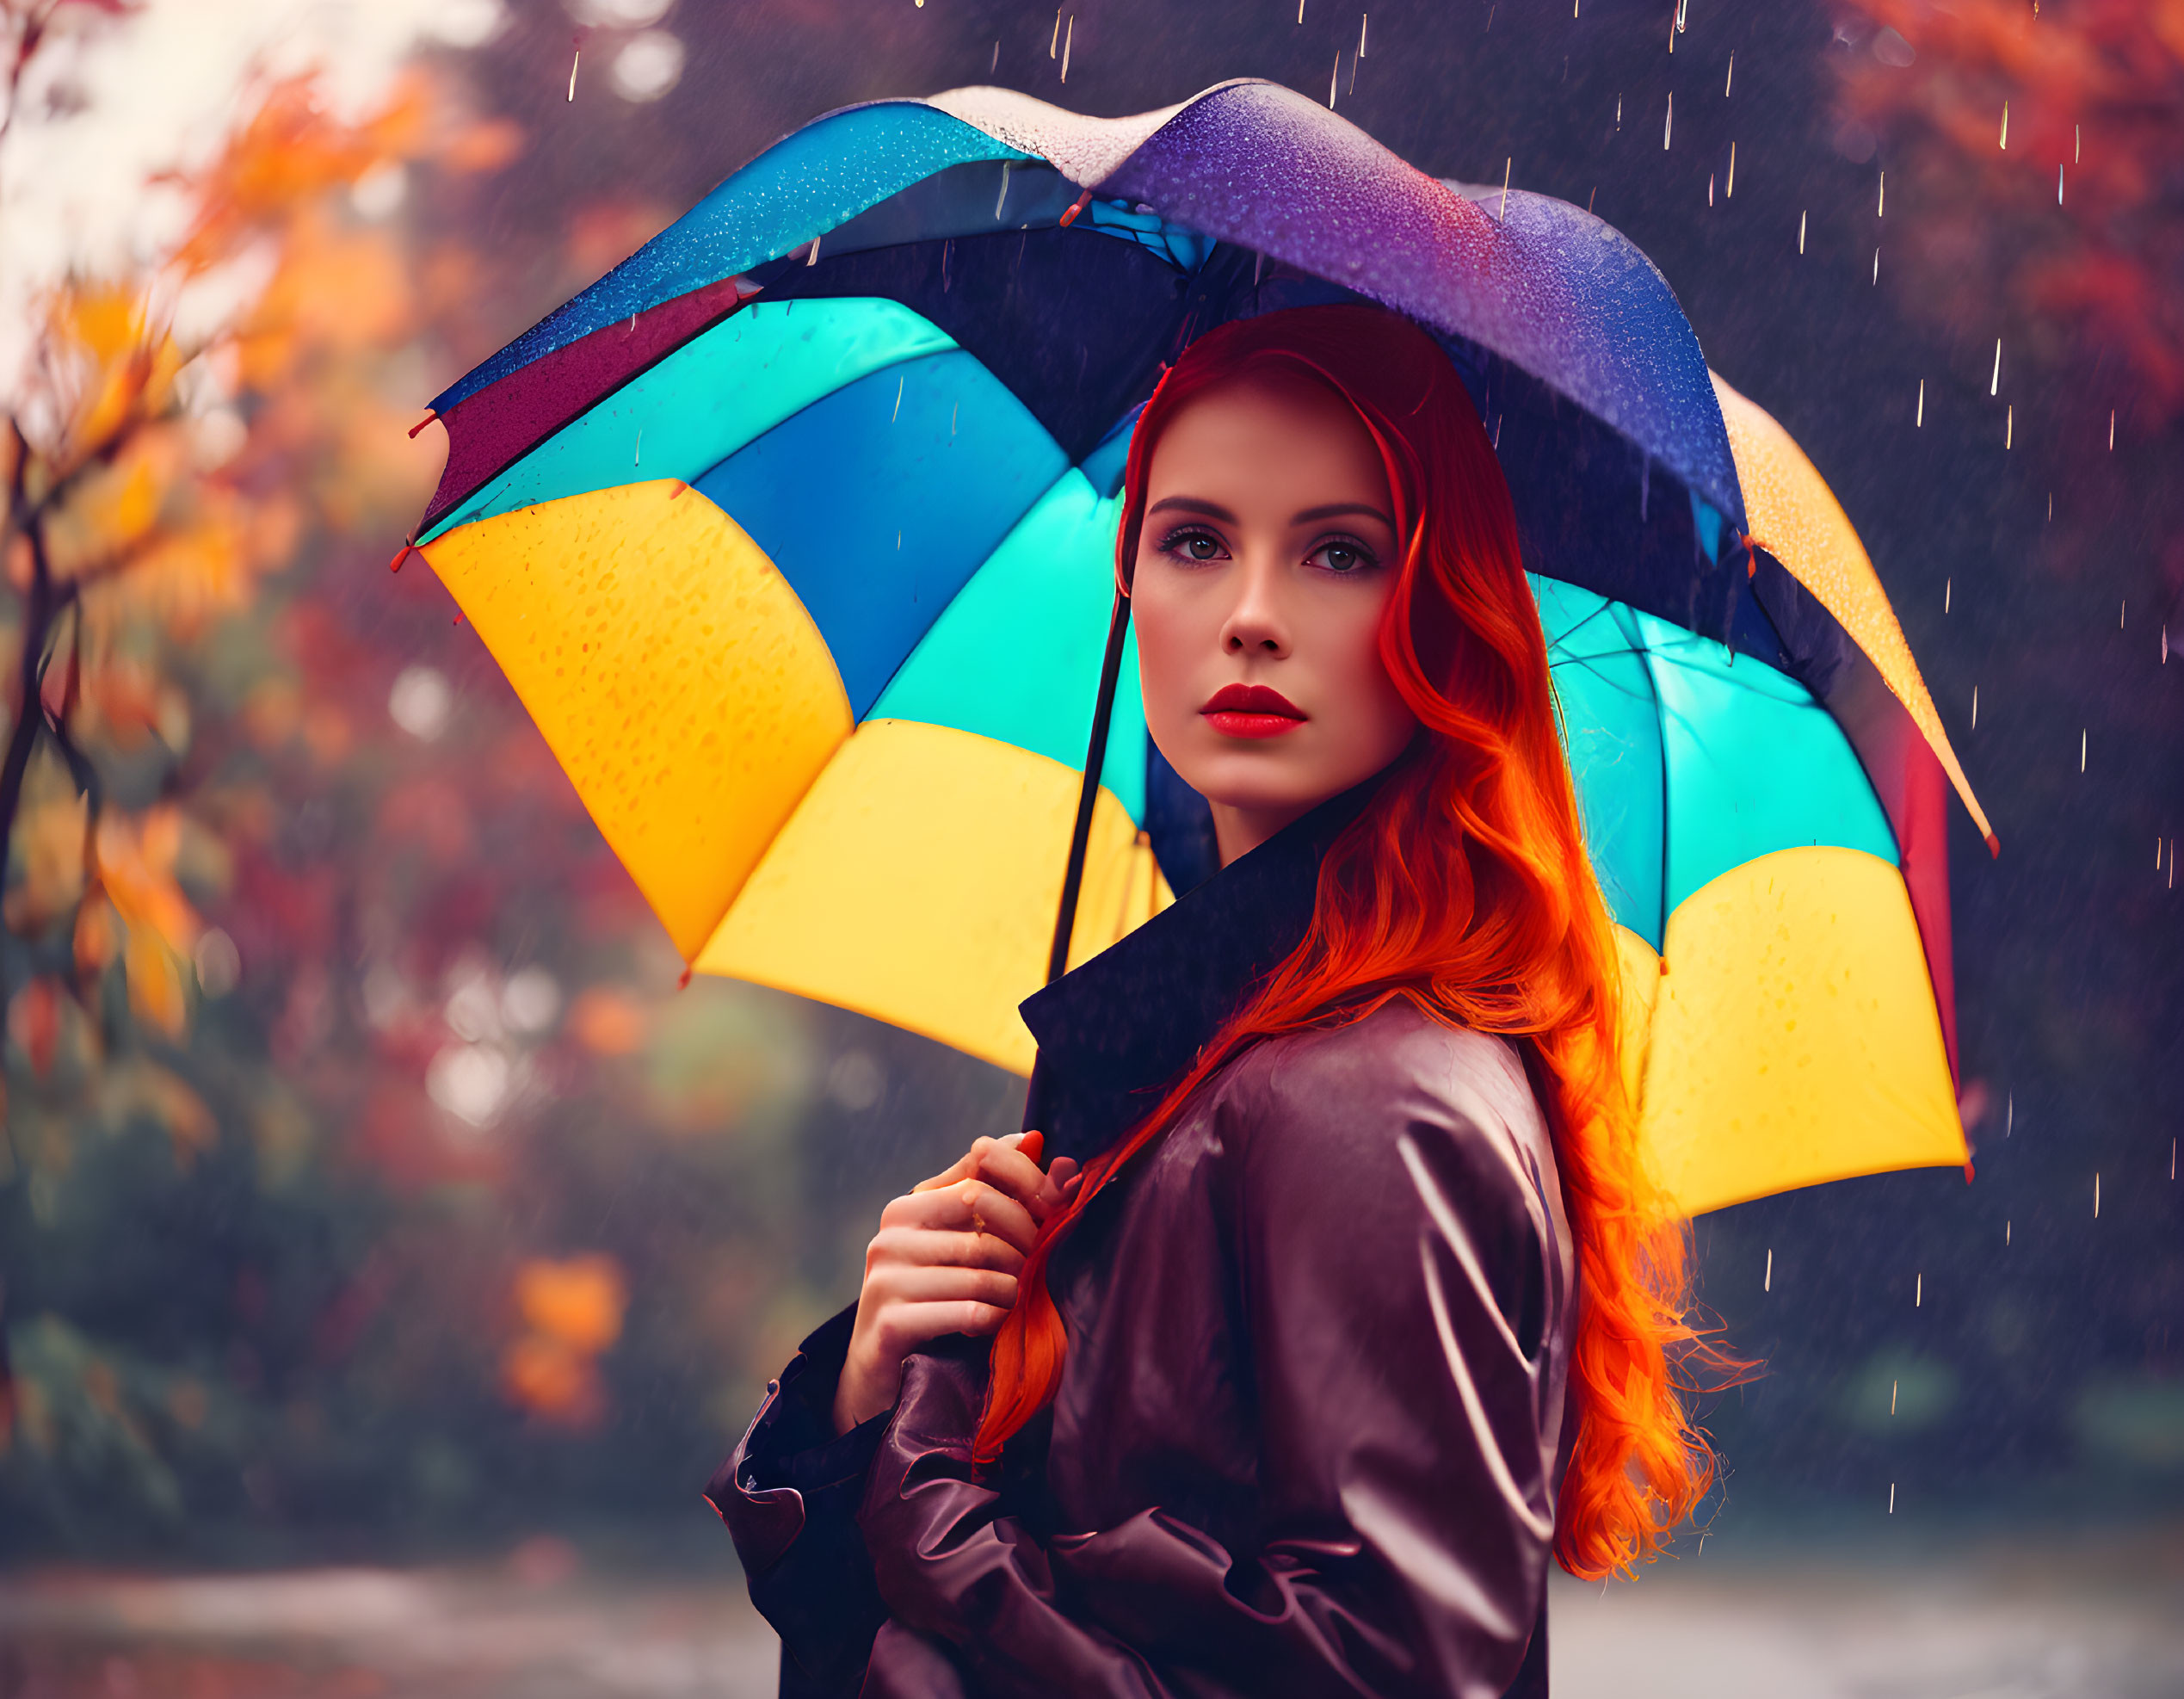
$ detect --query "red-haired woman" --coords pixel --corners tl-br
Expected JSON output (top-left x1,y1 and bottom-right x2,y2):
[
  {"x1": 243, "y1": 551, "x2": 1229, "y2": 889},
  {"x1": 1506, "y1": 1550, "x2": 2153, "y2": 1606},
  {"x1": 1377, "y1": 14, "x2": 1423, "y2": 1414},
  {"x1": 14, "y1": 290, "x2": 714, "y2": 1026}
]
[{"x1": 708, "y1": 304, "x2": 1719, "y2": 1697}]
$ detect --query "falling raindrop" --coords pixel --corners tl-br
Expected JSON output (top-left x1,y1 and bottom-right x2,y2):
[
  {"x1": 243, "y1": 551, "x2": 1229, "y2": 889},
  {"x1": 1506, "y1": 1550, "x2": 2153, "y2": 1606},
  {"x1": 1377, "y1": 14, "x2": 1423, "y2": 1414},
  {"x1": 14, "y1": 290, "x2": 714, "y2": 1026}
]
[
  {"x1": 1726, "y1": 141, "x2": 1736, "y2": 196},
  {"x1": 1663, "y1": 92, "x2": 1673, "y2": 150},
  {"x1": 1878, "y1": 171, "x2": 1885, "y2": 217},
  {"x1": 1999, "y1": 99, "x2": 2008, "y2": 149},
  {"x1": 1616, "y1": 94, "x2": 1622, "y2": 127},
  {"x1": 2108, "y1": 409, "x2": 2116, "y2": 449},
  {"x1": 1329, "y1": 53, "x2": 1339, "y2": 108},
  {"x1": 2080, "y1": 728, "x2": 2087, "y2": 772},
  {"x1": 1889, "y1": 1483, "x2": 1897, "y2": 1514},
  {"x1": 1945, "y1": 578, "x2": 1951, "y2": 613},
  {"x1": 1500, "y1": 156, "x2": 1512, "y2": 218},
  {"x1": 892, "y1": 374, "x2": 904, "y2": 423},
  {"x1": 2007, "y1": 1092, "x2": 2013, "y2": 1136},
  {"x1": 1915, "y1": 1272, "x2": 1923, "y2": 1307},
  {"x1": 1971, "y1": 685, "x2": 1978, "y2": 727},
  {"x1": 1051, "y1": 8, "x2": 1061, "y2": 54},
  {"x1": 1709, "y1": 173, "x2": 1715, "y2": 207},
  {"x1": 2005, "y1": 404, "x2": 2013, "y2": 449},
  {"x1": 2006, "y1": 1220, "x2": 2012, "y2": 1244},
  {"x1": 990, "y1": 40, "x2": 999, "y2": 74},
  {"x1": 1891, "y1": 1380, "x2": 1898, "y2": 1416},
  {"x1": 807, "y1": 235, "x2": 821, "y2": 266},
  {"x1": 1873, "y1": 246, "x2": 1880, "y2": 284},
  {"x1": 1916, "y1": 378, "x2": 1924, "y2": 427},
  {"x1": 567, "y1": 47, "x2": 580, "y2": 102},
  {"x1": 1359, "y1": 11, "x2": 1368, "y2": 56},
  {"x1": 2075, "y1": 123, "x2": 2081, "y2": 164},
  {"x1": 2094, "y1": 1172, "x2": 2101, "y2": 1218},
  {"x1": 2058, "y1": 164, "x2": 2064, "y2": 205},
  {"x1": 633, "y1": 429, "x2": 641, "y2": 467},
  {"x1": 2120, "y1": 601, "x2": 2126, "y2": 629},
  {"x1": 1764, "y1": 1249, "x2": 1773, "y2": 1292},
  {"x1": 1724, "y1": 51, "x2": 1733, "y2": 96},
  {"x1": 1990, "y1": 338, "x2": 2002, "y2": 394},
  {"x1": 995, "y1": 161, "x2": 1011, "y2": 219},
  {"x1": 1798, "y1": 209, "x2": 1807, "y2": 254}
]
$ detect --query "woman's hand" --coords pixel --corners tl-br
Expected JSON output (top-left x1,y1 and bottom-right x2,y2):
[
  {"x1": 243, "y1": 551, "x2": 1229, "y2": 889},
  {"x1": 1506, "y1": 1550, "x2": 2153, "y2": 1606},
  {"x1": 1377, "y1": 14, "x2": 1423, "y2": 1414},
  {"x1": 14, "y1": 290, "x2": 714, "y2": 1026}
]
[{"x1": 831, "y1": 1131, "x2": 1082, "y2": 1436}]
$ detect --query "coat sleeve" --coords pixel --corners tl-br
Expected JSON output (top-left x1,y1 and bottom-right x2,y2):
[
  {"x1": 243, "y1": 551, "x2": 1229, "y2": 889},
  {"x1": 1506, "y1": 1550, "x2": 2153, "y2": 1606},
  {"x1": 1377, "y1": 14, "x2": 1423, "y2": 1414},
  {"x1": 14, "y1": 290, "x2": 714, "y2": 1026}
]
[
  {"x1": 854, "y1": 1022, "x2": 1567, "y2": 1699},
  {"x1": 704, "y1": 1301, "x2": 892, "y2": 1697}
]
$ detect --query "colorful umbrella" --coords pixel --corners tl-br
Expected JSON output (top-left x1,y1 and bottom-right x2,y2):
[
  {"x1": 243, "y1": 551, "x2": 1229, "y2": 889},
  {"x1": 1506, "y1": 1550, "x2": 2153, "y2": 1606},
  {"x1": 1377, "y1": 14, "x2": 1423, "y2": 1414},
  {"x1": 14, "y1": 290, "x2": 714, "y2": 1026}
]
[{"x1": 407, "y1": 80, "x2": 1992, "y2": 1217}]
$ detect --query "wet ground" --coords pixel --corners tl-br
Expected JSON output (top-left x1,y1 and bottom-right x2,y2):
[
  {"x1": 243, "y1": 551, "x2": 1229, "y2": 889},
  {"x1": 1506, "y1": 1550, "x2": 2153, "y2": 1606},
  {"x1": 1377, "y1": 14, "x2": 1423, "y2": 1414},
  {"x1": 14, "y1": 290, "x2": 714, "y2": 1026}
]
[{"x1": 2, "y1": 1522, "x2": 2178, "y2": 1697}]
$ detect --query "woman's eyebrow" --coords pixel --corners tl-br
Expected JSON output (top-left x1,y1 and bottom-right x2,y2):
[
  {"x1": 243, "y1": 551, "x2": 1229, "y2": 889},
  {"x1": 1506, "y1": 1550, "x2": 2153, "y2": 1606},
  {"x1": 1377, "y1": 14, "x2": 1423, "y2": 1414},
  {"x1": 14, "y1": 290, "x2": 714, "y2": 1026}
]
[
  {"x1": 1290, "y1": 502, "x2": 1394, "y2": 528},
  {"x1": 1145, "y1": 496, "x2": 1237, "y2": 522},
  {"x1": 1144, "y1": 496, "x2": 1394, "y2": 528}
]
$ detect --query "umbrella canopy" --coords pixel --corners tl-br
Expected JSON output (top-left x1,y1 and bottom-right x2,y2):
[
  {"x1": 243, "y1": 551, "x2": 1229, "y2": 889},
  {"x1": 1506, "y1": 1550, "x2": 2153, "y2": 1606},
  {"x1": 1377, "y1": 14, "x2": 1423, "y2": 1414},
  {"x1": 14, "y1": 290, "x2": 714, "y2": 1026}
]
[{"x1": 410, "y1": 80, "x2": 1991, "y2": 1216}]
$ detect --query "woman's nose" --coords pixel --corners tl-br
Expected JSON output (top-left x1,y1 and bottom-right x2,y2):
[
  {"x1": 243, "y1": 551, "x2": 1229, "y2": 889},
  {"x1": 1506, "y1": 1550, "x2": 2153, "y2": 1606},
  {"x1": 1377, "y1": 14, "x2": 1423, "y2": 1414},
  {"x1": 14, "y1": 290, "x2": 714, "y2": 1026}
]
[{"x1": 1220, "y1": 560, "x2": 1290, "y2": 658}]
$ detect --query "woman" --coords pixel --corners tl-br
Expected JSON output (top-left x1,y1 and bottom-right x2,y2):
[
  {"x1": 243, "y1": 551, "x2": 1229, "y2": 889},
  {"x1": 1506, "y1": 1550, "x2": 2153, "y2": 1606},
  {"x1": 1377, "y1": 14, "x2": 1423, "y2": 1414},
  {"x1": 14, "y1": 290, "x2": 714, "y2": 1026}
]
[{"x1": 707, "y1": 304, "x2": 1720, "y2": 1696}]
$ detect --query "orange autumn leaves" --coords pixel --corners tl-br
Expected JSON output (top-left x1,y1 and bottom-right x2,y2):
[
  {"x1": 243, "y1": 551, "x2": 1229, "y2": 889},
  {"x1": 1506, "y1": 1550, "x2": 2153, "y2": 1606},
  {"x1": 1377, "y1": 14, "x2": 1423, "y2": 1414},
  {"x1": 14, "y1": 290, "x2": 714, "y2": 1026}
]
[
  {"x1": 1835, "y1": 0, "x2": 2184, "y2": 416},
  {"x1": 501, "y1": 1253, "x2": 629, "y2": 1429},
  {"x1": 3, "y1": 69, "x2": 519, "y2": 1058}
]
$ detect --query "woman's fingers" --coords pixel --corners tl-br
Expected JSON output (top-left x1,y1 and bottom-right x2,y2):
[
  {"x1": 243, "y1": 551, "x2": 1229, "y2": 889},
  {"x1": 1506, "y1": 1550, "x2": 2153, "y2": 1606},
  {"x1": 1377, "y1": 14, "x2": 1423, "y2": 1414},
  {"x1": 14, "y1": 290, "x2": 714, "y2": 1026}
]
[
  {"x1": 867, "y1": 1222, "x2": 1025, "y2": 1275},
  {"x1": 884, "y1": 1175, "x2": 1040, "y2": 1256},
  {"x1": 879, "y1": 1299, "x2": 1014, "y2": 1347},
  {"x1": 912, "y1": 1130, "x2": 1033, "y2": 1195},
  {"x1": 865, "y1": 1261, "x2": 1018, "y2": 1307}
]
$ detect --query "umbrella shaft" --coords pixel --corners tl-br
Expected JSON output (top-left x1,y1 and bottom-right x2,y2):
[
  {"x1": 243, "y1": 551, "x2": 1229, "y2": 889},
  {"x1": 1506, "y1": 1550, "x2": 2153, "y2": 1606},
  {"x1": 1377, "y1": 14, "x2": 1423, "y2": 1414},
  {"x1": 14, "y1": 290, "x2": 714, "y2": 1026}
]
[{"x1": 1047, "y1": 588, "x2": 1134, "y2": 984}]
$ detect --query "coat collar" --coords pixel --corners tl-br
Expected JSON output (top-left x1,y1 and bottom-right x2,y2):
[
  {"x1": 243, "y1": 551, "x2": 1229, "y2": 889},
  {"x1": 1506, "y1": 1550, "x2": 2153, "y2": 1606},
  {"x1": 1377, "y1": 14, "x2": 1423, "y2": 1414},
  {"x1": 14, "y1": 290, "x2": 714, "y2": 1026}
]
[{"x1": 1019, "y1": 770, "x2": 1386, "y2": 1164}]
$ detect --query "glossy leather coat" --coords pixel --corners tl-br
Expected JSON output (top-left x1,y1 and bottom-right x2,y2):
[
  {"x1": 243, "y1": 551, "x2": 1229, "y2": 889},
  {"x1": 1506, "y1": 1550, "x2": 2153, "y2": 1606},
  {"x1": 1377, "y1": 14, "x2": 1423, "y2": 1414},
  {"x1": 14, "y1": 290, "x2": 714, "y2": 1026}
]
[{"x1": 706, "y1": 784, "x2": 1578, "y2": 1696}]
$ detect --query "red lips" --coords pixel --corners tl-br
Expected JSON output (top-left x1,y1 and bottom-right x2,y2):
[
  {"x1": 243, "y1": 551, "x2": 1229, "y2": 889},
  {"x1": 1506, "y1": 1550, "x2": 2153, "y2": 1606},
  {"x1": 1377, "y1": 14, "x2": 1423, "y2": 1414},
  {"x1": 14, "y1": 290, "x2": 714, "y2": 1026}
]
[{"x1": 1200, "y1": 683, "x2": 1307, "y2": 738}]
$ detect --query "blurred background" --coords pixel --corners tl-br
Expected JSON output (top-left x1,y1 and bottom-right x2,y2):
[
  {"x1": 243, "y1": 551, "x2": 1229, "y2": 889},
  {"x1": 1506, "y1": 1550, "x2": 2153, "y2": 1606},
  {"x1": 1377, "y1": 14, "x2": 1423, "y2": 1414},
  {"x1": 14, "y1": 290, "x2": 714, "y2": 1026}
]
[{"x1": 0, "y1": 1, "x2": 2176, "y2": 1694}]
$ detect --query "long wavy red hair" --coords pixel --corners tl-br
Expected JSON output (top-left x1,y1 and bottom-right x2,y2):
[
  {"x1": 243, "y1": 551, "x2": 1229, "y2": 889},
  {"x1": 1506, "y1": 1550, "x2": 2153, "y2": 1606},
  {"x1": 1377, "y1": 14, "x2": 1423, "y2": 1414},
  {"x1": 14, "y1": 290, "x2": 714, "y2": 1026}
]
[{"x1": 976, "y1": 303, "x2": 1724, "y2": 1579}]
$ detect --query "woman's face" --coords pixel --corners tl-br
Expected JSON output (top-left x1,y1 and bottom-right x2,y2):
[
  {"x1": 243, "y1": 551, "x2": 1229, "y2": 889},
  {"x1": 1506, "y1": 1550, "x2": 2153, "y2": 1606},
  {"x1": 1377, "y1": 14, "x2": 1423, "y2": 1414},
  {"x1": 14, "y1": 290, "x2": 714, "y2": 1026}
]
[{"x1": 1131, "y1": 369, "x2": 1419, "y2": 865}]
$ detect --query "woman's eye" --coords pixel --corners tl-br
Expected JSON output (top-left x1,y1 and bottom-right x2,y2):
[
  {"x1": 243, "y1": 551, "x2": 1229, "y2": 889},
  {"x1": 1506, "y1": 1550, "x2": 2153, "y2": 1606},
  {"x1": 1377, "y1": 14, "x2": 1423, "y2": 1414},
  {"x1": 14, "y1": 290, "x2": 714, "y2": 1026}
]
[
  {"x1": 1311, "y1": 540, "x2": 1374, "y2": 574},
  {"x1": 1161, "y1": 528, "x2": 1227, "y2": 564}
]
